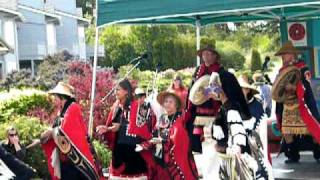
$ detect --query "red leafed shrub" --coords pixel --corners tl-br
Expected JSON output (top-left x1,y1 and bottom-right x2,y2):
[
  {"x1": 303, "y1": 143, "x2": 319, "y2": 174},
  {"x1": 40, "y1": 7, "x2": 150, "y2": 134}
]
[
  {"x1": 27, "y1": 61, "x2": 115, "y2": 128},
  {"x1": 26, "y1": 96, "x2": 63, "y2": 125},
  {"x1": 67, "y1": 61, "x2": 115, "y2": 127}
]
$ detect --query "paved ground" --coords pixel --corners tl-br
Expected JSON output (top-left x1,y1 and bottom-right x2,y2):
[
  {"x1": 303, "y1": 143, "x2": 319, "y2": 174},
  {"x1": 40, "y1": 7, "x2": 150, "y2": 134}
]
[{"x1": 272, "y1": 152, "x2": 320, "y2": 180}]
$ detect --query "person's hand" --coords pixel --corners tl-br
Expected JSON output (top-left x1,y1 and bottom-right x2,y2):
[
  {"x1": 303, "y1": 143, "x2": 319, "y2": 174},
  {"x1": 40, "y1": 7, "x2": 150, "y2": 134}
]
[
  {"x1": 149, "y1": 138, "x2": 162, "y2": 144},
  {"x1": 207, "y1": 91, "x2": 220, "y2": 100},
  {"x1": 10, "y1": 136, "x2": 19, "y2": 145},
  {"x1": 96, "y1": 125, "x2": 108, "y2": 135},
  {"x1": 40, "y1": 128, "x2": 53, "y2": 143}
]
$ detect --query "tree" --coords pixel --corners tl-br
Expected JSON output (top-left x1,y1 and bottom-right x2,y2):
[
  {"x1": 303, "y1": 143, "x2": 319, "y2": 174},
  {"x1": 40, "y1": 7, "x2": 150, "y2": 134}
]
[
  {"x1": 250, "y1": 49, "x2": 262, "y2": 72},
  {"x1": 37, "y1": 51, "x2": 72, "y2": 90}
]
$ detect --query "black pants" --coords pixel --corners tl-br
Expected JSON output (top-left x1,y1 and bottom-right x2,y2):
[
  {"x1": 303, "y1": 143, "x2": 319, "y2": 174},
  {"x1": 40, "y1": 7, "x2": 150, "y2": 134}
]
[
  {"x1": 284, "y1": 135, "x2": 320, "y2": 161},
  {"x1": 186, "y1": 120, "x2": 202, "y2": 153},
  {"x1": 61, "y1": 161, "x2": 87, "y2": 180},
  {"x1": 0, "y1": 146, "x2": 34, "y2": 180}
]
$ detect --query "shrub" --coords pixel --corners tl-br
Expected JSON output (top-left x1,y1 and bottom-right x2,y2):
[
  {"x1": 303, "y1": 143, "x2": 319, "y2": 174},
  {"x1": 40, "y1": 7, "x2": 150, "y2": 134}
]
[
  {"x1": 251, "y1": 49, "x2": 262, "y2": 72},
  {"x1": 92, "y1": 140, "x2": 112, "y2": 168},
  {"x1": 0, "y1": 89, "x2": 51, "y2": 123},
  {"x1": 0, "y1": 69, "x2": 37, "y2": 90},
  {"x1": 37, "y1": 52, "x2": 71, "y2": 90},
  {"x1": 220, "y1": 49, "x2": 246, "y2": 70},
  {"x1": 67, "y1": 61, "x2": 115, "y2": 127},
  {"x1": 0, "y1": 116, "x2": 49, "y2": 178}
]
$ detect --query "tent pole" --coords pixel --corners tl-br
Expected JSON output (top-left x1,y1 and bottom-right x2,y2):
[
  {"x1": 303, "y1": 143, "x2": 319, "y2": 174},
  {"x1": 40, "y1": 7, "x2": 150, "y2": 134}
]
[
  {"x1": 88, "y1": 27, "x2": 99, "y2": 138},
  {"x1": 196, "y1": 20, "x2": 201, "y2": 66}
]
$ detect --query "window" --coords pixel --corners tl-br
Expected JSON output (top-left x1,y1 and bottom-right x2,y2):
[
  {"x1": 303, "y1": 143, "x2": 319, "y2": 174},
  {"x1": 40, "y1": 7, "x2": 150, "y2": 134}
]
[
  {"x1": 34, "y1": 60, "x2": 42, "y2": 76},
  {"x1": 19, "y1": 60, "x2": 32, "y2": 70}
]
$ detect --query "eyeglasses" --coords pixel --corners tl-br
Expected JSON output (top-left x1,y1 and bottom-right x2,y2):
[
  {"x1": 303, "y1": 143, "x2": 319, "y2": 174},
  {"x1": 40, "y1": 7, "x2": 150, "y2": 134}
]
[{"x1": 9, "y1": 134, "x2": 17, "y2": 137}]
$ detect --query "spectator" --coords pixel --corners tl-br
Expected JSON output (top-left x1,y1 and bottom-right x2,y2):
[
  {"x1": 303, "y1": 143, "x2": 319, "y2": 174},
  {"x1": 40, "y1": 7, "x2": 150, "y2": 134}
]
[
  {"x1": 167, "y1": 74, "x2": 188, "y2": 109},
  {"x1": 252, "y1": 72, "x2": 272, "y2": 117},
  {"x1": 1, "y1": 126, "x2": 26, "y2": 161}
]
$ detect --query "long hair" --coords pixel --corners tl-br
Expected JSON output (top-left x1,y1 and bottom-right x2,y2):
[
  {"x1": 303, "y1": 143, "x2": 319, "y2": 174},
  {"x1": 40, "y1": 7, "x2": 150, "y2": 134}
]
[
  {"x1": 57, "y1": 94, "x2": 76, "y2": 117},
  {"x1": 118, "y1": 79, "x2": 134, "y2": 109},
  {"x1": 169, "y1": 75, "x2": 186, "y2": 91},
  {"x1": 219, "y1": 68, "x2": 252, "y2": 120}
]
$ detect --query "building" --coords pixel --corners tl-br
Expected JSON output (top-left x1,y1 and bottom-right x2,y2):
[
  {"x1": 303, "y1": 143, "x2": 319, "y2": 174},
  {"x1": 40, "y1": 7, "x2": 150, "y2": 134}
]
[
  {"x1": 0, "y1": 0, "x2": 104, "y2": 78},
  {"x1": 0, "y1": 0, "x2": 23, "y2": 79}
]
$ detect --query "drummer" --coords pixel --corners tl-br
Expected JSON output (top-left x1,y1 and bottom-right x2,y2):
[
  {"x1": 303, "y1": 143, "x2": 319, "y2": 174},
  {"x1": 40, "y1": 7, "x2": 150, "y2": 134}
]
[{"x1": 273, "y1": 41, "x2": 320, "y2": 163}]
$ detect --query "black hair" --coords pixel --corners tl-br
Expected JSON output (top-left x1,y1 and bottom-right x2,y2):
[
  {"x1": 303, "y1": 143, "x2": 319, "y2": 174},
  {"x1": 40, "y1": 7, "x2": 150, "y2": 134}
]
[
  {"x1": 118, "y1": 79, "x2": 133, "y2": 109},
  {"x1": 135, "y1": 93, "x2": 146, "y2": 99},
  {"x1": 219, "y1": 68, "x2": 252, "y2": 120},
  {"x1": 246, "y1": 90, "x2": 254, "y2": 102},
  {"x1": 56, "y1": 94, "x2": 76, "y2": 117}
]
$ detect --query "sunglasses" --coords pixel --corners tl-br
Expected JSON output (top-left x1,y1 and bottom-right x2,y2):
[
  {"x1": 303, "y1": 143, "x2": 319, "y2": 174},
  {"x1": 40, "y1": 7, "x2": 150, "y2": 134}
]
[{"x1": 9, "y1": 134, "x2": 17, "y2": 137}]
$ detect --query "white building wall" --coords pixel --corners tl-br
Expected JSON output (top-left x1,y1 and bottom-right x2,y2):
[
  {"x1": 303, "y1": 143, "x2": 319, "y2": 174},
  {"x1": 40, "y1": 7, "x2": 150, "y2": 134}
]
[
  {"x1": 3, "y1": 19, "x2": 19, "y2": 73},
  {"x1": 46, "y1": 23, "x2": 56, "y2": 55},
  {"x1": 17, "y1": 9, "x2": 47, "y2": 60},
  {"x1": 78, "y1": 25, "x2": 86, "y2": 60},
  {"x1": 45, "y1": 0, "x2": 77, "y2": 14},
  {"x1": 55, "y1": 16, "x2": 79, "y2": 57}
]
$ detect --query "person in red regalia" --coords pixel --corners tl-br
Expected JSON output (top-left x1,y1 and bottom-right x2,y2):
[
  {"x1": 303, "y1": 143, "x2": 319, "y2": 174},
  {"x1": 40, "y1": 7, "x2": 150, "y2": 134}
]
[
  {"x1": 273, "y1": 41, "x2": 320, "y2": 163},
  {"x1": 167, "y1": 74, "x2": 188, "y2": 109},
  {"x1": 97, "y1": 79, "x2": 165, "y2": 180},
  {"x1": 41, "y1": 82, "x2": 102, "y2": 180},
  {"x1": 185, "y1": 44, "x2": 222, "y2": 153},
  {"x1": 148, "y1": 90, "x2": 198, "y2": 180}
]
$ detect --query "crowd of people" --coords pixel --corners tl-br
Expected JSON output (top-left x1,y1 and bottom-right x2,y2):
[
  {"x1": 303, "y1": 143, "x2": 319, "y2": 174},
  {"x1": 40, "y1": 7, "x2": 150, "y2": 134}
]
[{"x1": 1, "y1": 40, "x2": 320, "y2": 180}]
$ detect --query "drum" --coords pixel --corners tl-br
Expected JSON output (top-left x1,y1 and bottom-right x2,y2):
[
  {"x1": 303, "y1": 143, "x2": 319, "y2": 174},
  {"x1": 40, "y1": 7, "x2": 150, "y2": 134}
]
[{"x1": 271, "y1": 66, "x2": 301, "y2": 103}]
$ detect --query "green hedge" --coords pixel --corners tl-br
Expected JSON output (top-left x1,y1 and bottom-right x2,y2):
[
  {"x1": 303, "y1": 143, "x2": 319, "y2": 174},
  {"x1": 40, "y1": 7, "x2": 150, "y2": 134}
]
[{"x1": 0, "y1": 89, "x2": 51, "y2": 122}]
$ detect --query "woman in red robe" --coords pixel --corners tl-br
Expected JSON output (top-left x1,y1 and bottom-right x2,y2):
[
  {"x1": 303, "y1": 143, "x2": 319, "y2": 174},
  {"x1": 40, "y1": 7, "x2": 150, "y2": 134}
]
[
  {"x1": 97, "y1": 79, "x2": 160, "y2": 179},
  {"x1": 41, "y1": 82, "x2": 101, "y2": 180},
  {"x1": 148, "y1": 91, "x2": 198, "y2": 180}
]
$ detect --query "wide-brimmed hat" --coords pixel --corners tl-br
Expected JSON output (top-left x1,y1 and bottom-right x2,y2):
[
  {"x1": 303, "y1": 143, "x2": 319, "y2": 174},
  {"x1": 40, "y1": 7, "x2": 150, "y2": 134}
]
[
  {"x1": 157, "y1": 91, "x2": 182, "y2": 110},
  {"x1": 197, "y1": 44, "x2": 220, "y2": 58},
  {"x1": 275, "y1": 41, "x2": 301, "y2": 56},
  {"x1": 252, "y1": 72, "x2": 264, "y2": 83},
  {"x1": 48, "y1": 82, "x2": 75, "y2": 98},
  {"x1": 238, "y1": 76, "x2": 259, "y2": 95},
  {"x1": 135, "y1": 88, "x2": 146, "y2": 96}
]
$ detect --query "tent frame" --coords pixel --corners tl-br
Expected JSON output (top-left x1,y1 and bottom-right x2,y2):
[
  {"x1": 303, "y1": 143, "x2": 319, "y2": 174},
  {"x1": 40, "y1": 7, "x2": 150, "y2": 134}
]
[{"x1": 88, "y1": 0, "x2": 320, "y2": 137}]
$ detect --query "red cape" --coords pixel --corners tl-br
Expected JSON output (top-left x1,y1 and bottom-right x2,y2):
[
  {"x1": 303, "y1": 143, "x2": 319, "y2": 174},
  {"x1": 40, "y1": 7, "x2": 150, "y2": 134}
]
[
  {"x1": 42, "y1": 103, "x2": 102, "y2": 180},
  {"x1": 165, "y1": 114, "x2": 198, "y2": 180},
  {"x1": 104, "y1": 100, "x2": 162, "y2": 178}
]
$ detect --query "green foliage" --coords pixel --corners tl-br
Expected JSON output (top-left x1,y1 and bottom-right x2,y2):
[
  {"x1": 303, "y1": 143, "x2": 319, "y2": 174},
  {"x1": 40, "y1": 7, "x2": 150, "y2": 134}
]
[
  {"x1": 200, "y1": 36, "x2": 216, "y2": 49},
  {"x1": 0, "y1": 116, "x2": 49, "y2": 178},
  {"x1": 87, "y1": 23, "x2": 280, "y2": 71},
  {"x1": 220, "y1": 50, "x2": 246, "y2": 70},
  {"x1": 0, "y1": 90, "x2": 51, "y2": 122},
  {"x1": 250, "y1": 49, "x2": 262, "y2": 72},
  {"x1": 92, "y1": 140, "x2": 112, "y2": 168},
  {"x1": 119, "y1": 66, "x2": 193, "y2": 91}
]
